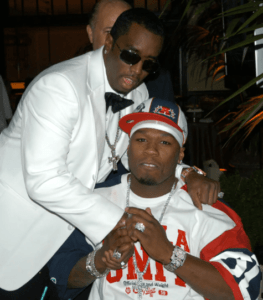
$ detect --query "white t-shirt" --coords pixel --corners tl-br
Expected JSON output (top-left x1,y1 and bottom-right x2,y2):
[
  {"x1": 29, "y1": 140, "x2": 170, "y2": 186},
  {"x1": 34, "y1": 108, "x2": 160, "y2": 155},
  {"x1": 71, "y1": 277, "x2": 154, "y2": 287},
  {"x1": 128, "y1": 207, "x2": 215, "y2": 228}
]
[{"x1": 89, "y1": 174, "x2": 259, "y2": 300}]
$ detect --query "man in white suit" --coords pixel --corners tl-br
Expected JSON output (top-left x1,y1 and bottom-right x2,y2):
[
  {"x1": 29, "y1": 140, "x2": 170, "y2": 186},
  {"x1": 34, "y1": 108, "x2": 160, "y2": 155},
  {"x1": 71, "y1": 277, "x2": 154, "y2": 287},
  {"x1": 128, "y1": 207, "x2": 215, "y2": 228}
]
[
  {"x1": 0, "y1": 7, "x2": 218, "y2": 299},
  {"x1": 0, "y1": 8, "x2": 165, "y2": 298}
]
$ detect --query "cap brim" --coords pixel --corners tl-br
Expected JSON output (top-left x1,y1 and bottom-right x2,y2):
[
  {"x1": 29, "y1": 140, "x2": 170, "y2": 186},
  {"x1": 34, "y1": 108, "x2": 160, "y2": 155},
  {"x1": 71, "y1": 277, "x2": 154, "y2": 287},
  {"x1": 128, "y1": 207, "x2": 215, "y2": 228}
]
[{"x1": 119, "y1": 112, "x2": 183, "y2": 135}]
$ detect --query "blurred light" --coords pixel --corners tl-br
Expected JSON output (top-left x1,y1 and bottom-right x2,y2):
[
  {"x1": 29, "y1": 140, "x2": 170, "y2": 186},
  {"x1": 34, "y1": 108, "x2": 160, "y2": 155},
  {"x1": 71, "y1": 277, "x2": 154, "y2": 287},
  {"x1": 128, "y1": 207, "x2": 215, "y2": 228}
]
[
  {"x1": 10, "y1": 82, "x2": 25, "y2": 90},
  {"x1": 219, "y1": 168, "x2": 227, "y2": 172}
]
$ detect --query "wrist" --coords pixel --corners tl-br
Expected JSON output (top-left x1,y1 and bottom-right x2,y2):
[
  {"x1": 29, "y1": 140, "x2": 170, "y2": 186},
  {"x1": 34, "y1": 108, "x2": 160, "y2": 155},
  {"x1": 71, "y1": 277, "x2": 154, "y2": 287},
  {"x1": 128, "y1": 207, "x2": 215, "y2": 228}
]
[
  {"x1": 161, "y1": 242, "x2": 174, "y2": 265},
  {"x1": 86, "y1": 249, "x2": 109, "y2": 278},
  {"x1": 164, "y1": 245, "x2": 187, "y2": 272},
  {"x1": 181, "y1": 166, "x2": 206, "y2": 183}
]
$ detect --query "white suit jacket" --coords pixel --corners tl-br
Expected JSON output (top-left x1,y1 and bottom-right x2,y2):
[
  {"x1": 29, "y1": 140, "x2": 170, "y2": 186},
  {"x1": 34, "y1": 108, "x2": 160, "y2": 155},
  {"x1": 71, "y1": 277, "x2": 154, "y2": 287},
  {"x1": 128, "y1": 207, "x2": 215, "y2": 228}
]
[{"x1": 0, "y1": 48, "x2": 149, "y2": 290}]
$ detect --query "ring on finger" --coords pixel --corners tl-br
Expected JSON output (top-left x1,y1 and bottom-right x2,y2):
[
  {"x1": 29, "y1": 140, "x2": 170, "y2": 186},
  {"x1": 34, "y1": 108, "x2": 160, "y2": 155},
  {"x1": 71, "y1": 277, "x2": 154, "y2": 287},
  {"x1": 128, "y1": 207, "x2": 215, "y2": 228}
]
[
  {"x1": 135, "y1": 222, "x2": 145, "y2": 233},
  {"x1": 120, "y1": 261, "x2": 127, "y2": 269},
  {"x1": 113, "y1": 249, "x2": 121, "y2": 259}
]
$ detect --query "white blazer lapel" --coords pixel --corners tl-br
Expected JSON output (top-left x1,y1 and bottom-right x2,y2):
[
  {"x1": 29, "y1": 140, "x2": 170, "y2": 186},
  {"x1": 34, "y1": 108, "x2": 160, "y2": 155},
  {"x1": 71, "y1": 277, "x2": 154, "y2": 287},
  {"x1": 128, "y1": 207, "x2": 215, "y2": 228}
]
[{"x1": 87, "y1": 48, "x2": 107, "y2": 169}]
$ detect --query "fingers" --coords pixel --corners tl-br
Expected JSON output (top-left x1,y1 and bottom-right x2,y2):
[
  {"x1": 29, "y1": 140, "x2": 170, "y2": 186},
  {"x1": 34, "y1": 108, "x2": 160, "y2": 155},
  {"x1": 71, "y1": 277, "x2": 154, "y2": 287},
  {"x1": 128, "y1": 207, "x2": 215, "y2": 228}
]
[
  {"x1": 102, "y1": 242, "x2": 134, "y2": 270},
  {"x1": 208, "y1": 181, "x2": 220, "y2": 205},
  {"x1": 102, "y1": 250, "x2": 121, "y2": 269},
  {"x1": 187, "y1": 172, "x2": 221, "y2": 208},
  {"x1": 145, "y1": 207, "x2": 153, "y2": 216},
  {"x1": 191, "y1": 193, "x2": 202, "y2": 210},
  {"x1": 125, "y1": 207, "x2": 153, "y2": 221}
]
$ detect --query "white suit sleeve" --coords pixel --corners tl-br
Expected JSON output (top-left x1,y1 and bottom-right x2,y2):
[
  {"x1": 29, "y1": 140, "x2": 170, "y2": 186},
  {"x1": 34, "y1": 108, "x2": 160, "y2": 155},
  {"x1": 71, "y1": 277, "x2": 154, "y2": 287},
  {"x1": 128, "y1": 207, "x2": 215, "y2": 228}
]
[{"x1": 21, "y1": 73, "x2": 123, "y2": 245}]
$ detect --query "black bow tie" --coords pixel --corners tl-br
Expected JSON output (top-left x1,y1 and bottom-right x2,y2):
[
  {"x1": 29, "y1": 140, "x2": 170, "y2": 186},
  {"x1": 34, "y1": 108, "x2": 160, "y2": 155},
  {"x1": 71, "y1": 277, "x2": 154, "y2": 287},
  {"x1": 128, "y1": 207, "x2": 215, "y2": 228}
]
[{"x1": 105, "y1": 92, "x2": 134, "y2": 113}]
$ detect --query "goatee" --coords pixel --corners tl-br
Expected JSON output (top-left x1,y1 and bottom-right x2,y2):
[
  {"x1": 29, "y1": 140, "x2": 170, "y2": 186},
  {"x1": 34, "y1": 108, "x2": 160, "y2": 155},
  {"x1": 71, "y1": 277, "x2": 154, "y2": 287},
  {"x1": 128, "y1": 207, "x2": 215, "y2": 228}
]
[{"x1": 138, "y1": 177, "x2": 157, "y2": 186}]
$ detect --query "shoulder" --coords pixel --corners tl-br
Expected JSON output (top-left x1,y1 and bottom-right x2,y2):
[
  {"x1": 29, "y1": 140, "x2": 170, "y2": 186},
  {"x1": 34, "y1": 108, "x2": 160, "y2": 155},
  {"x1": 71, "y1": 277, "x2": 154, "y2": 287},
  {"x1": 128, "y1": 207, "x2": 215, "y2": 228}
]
[
  {"x1": 45, "y1": 53, "x2": 89, "y2": 77},
  {"x1": 22, "y1": 54, "x2": 91, "y2": 103}
]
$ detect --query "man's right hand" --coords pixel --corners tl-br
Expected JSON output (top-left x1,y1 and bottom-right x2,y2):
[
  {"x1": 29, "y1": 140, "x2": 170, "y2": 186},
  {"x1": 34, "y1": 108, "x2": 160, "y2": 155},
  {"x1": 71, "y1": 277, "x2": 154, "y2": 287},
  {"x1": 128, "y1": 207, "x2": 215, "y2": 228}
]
[{"x1": 95, "y1": 214, "x2": 134, "y2": 272}]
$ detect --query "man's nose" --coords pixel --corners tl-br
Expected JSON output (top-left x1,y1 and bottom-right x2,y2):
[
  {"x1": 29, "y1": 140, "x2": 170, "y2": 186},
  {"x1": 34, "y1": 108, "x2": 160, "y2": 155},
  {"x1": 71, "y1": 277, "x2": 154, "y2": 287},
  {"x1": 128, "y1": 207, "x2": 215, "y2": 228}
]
[
  {"x1": 144, "y1": 141, "x2": 158, "y2": 155},
  {"x1": 130, "y1": 60, "x2": 143, "y2": 75}
]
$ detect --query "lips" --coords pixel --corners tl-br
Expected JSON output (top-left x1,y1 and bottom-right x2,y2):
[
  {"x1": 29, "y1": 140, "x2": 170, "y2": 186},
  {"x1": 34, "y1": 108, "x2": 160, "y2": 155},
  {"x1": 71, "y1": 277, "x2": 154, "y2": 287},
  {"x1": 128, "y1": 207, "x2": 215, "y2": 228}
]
[
  {"x1": 122, "y1": 76, "x2": 139, "y2": 87},
  {"x1": 143, "y1": 163, "x2": 156, "y2": 168},
  {"x1": 140, "y1": 162, "x2": 159, "y2": 170},
  {"x1": 123, "y1": 77, "x2": 134, "y2": 85}
]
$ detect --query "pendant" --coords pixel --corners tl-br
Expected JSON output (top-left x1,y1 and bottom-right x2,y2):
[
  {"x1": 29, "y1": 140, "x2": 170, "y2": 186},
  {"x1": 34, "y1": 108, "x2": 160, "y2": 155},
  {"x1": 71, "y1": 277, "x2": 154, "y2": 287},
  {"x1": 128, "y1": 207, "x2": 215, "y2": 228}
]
[
  {"x1": 108, "y1": 149, "x2": 120, "y2": 171},
  {"x1": 136, "y1": 272, "x2": 143, "y2": 300}
]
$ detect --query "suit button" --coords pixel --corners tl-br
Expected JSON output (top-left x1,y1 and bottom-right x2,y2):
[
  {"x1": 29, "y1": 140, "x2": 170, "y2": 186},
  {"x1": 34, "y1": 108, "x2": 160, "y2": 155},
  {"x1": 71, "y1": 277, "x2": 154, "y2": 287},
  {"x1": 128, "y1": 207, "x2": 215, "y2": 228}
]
[{"x1": 68, "y1": 225, "x2": 74, "y2": 230}]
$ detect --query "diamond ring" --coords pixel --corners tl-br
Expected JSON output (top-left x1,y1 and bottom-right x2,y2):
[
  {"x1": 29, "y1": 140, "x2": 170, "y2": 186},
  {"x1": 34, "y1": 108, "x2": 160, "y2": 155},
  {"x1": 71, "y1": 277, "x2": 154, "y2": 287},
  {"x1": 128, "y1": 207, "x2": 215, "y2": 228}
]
[
  {"x1": 218, "y1": 192, "x2": 224, "y2": 198},
  {"x1": 113, "y1": 249, "x2": 121, "y2": 259},
  {"x1": 135, "y1": 222, "x2": 145, "y2": 233},
  {"x1": 120, "y1": 261, "x2": 127, "y2": 269}
]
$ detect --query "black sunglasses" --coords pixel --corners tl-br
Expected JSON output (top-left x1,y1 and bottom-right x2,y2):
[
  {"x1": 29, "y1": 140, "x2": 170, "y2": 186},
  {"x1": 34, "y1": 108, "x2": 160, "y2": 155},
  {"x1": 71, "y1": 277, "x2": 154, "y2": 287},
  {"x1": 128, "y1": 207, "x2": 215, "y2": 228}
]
[{"x1": 115, "y1": 43, "x2": 159, "y2": 74}]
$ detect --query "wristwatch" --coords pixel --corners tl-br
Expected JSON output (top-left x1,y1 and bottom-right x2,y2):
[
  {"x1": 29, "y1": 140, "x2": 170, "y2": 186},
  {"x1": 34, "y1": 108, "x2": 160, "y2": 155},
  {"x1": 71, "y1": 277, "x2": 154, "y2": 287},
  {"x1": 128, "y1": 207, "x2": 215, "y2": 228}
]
[
  {"x1": 164, "y1": 246, "x2": 187, "y2": 272},
  {"x1": 181, "y1": 166, "x2": 206, "y2": 182}
]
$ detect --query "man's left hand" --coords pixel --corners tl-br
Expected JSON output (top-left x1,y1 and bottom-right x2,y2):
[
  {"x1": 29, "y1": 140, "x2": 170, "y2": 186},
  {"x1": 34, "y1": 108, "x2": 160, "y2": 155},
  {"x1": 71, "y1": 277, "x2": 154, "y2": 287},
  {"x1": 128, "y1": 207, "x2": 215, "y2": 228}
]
[
  {"x1": 125, "y1": 207, "x2": 173, "y2": 265},
  {"x1": 186, "y1": 172, "x2": 220, "y2": 210}
]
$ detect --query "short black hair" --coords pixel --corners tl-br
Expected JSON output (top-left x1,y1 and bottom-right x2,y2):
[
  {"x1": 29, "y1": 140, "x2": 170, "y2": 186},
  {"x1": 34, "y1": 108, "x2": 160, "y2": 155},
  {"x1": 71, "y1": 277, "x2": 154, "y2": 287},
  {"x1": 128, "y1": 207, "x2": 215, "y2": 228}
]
[{"x1": 110, "y1": 8, "x2": 164, "y2": 42}]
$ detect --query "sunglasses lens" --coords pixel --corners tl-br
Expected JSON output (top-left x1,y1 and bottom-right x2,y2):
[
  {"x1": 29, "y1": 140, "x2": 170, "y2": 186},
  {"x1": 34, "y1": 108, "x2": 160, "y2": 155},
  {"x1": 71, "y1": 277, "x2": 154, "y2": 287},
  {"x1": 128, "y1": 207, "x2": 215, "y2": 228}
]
[
  {"x1": 142, "y1": 60, "x2": 159, "y2": 73},
  {"x1": 119, "y1": 47, "x2": 159, "y2": 74},
  {"x1": 120, "y1": 50, "x2": 141, "y2": 65}
]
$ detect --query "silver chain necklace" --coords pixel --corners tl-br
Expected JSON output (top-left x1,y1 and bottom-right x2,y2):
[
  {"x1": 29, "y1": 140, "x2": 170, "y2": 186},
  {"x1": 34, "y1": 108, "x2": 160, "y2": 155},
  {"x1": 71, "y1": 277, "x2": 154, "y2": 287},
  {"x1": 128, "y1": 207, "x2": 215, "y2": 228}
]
[
  {"x1": 126, "y1": 176, "x2": 176, "y2": 299},
  {"x1": 105, "y1": 111, "x2": 121, "y2": 171}
]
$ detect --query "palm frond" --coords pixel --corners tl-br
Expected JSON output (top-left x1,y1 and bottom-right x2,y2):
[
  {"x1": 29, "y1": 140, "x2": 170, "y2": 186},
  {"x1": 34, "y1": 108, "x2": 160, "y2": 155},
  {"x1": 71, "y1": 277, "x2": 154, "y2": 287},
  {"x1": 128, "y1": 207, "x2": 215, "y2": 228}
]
[{"x1": 219, "y1": 95, "x2": 263, "y2": 139}]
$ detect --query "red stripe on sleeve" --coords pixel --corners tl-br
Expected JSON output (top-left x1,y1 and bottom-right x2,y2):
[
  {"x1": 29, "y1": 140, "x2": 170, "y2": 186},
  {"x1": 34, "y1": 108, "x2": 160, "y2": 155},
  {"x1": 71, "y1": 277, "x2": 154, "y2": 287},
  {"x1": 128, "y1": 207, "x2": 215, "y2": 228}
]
[
  {"x1": 201, "y1": 201, "x2": 251, "y2": 262},
  {"x1": 200, "y1": 201, "x2": 251, "y2": 300}
]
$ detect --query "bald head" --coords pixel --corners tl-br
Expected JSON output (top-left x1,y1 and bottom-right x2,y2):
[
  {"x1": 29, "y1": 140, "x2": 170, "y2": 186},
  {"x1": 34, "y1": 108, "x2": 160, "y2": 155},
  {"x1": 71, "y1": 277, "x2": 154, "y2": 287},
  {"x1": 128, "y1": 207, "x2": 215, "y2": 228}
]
[{"x1": 86, "y1": 0, "x2": 131, "y2": 50}]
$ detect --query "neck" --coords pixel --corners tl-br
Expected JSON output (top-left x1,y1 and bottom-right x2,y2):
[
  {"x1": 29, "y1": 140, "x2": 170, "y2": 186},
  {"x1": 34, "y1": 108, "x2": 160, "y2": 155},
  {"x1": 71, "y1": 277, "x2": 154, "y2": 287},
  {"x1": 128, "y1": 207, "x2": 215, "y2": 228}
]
[{"x1": 129, "y1": 174, "x2": 178, "y2": 198}]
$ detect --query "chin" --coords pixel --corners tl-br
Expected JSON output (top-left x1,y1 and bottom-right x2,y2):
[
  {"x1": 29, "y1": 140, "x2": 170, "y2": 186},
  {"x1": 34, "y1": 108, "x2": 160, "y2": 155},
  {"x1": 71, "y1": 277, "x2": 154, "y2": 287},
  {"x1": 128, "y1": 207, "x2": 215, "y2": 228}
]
[{"x1": 138, "y1": 177, "x2": 158, "y2": 186}]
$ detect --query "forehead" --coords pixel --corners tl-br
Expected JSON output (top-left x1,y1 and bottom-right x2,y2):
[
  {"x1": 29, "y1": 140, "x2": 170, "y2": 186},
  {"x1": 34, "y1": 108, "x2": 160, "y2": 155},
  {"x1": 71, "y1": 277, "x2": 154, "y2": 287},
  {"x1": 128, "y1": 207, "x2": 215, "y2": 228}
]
[
  {"x1": 132, "y1": 128, "x2": 174, "y2": 139},
  {"x1": 116, "y1": 23, "x2": 163, "y2": 58},
  {"x1": 96, "y1": 2, "x2": 130, "y2": 29}
]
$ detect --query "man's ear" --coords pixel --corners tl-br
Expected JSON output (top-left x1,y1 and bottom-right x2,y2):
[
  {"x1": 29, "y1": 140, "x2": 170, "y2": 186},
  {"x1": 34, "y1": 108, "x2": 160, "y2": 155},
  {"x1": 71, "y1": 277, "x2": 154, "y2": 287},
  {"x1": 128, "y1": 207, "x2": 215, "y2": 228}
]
[
  {"x1": 86, "y1": 25, "x2": 93, "y2": 44},
  {"x1": 104, "y1": 33, "x2": 114, "y2": 53},
  {"x1": 178, "y1": 147, "x2": 185, "y2": 163}
]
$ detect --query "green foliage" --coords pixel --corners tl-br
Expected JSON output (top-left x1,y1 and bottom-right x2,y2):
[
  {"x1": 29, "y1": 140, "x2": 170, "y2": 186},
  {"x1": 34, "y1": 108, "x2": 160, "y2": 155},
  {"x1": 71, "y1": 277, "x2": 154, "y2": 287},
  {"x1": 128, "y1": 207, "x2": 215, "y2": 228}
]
[
  {"x1": 220, "y1": 170, "x2": 263, "y2": 250},
  {"x1": 163, "y1": 0, "x2": 263, "y2": 139}
]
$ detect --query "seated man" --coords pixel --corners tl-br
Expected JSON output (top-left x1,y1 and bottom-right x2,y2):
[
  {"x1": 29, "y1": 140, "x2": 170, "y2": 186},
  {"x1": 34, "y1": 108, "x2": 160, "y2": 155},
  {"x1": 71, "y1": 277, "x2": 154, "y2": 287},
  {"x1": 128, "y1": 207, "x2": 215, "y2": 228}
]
[{"x1": 48, "y1": 98, "x2": 260, "y2": 300}]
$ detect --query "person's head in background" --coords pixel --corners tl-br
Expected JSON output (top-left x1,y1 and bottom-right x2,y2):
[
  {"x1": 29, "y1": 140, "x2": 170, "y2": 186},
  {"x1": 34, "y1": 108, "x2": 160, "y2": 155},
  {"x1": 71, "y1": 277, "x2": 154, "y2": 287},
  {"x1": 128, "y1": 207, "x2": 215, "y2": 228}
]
[{"x1": 86, "y1": 0, "x2": 132, "y2": 50}]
